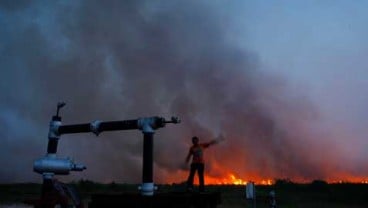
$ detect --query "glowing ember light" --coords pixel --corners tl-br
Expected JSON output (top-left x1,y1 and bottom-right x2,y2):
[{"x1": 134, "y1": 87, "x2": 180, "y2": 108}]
[
  {"x1": 203, "y1": 173, "x2": 273, "y2": 186},
  {"x1": 259, "y1": 179, "x2": 273, "y2": 185},
  {"x1": 204, "y1": 173, "x2": 246, "y2": 185},
  {"x1": 229, "y1": 174, "x2": 247, "y2": 185}
]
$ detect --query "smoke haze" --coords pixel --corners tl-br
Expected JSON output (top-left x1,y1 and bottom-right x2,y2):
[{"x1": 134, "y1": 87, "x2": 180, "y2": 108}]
[{"x1": 1, "y1": 0, "x2": 367, "y2": 183}]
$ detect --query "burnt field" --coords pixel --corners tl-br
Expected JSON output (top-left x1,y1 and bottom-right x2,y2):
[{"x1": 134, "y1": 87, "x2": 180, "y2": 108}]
[{"x1": 1, "y1": 180, "x2": 368, "y2": 208}]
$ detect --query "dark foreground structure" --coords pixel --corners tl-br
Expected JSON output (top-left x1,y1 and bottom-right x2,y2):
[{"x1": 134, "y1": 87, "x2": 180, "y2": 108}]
[
  {"x1": 89, "y1": 192, "x2": 222, "y2": 208},
  {"x1": 29, "y1": 103, "x2": 183, "y2": 207}
]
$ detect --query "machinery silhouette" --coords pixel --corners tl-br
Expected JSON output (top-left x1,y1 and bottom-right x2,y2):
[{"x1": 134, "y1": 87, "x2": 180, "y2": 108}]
[{"x1": 27, "y1": 102, "x2": 180, "y2": 207}]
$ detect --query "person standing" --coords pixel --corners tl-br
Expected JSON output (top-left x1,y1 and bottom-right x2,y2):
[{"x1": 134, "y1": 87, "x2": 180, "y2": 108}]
[{"x1": 185, "y1": 136, "x2": 221, "y2": 192}]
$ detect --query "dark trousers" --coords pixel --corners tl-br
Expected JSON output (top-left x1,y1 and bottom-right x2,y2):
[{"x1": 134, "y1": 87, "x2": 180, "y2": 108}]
[{"x1": 187, "y1": 163, "x2": 205, "y2": 191}]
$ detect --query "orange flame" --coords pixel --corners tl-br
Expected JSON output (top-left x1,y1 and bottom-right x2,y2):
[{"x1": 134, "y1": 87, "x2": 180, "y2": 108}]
[
  {"x1": 162, "y1": 169, "x2": 368, "y2": 185},
  {"x1": 204, "y1": 173, "x2": 273, "y2": 185}
]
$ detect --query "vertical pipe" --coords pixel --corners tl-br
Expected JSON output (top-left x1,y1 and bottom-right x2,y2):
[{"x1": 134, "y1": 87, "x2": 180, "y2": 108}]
[
  {"x1": 42, "y1": 178, "x2": 53, "y2": 196},
  {"x1": 47, "y1": 139, "x2": 58, "y2": 154},
  {"x1": 47, "y1": 116, "x2": 61, "y2": 154},
  {"x1": 141, "y1": 132, "x2": 154, "y2": 196}
]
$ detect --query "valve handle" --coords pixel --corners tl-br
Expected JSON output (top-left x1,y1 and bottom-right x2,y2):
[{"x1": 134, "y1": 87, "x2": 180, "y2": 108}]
[
  {"x1": 165, "y1": 116, "x2": 180, "y2": 124},
  {"x1": 56, "y1": 102, "x2": 66, "y2": 117}
]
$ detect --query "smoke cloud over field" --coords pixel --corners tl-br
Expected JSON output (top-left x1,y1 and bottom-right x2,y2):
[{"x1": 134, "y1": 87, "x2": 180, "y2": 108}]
[{"x1": 0, "y1": 0, "x2": 366, "y2": 183}]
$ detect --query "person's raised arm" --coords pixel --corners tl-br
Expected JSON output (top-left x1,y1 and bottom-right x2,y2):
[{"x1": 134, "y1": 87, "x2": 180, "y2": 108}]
[
  {"x1": 209, "y1": 139, "x2": 217, "y2": 146},
  {"x1": 204, "y1": 134, "x2": 225, "y2": 147}
]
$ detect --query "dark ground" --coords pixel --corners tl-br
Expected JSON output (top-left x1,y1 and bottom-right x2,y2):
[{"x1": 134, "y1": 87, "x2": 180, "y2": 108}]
[{"x1": 1, "y1": 180, "x2": 368, "y2": 208}]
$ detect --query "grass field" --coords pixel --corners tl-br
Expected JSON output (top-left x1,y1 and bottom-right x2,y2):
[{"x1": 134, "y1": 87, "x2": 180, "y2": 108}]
[{"x1": 1, "y1": 180, "x2": 368, "y2": 207}]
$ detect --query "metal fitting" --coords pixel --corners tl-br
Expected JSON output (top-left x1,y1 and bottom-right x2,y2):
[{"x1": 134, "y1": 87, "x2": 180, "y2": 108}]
[
  {"x1": 138, "y1": 117, "x2": 160, "y2": 134},
  {"x1": 138, "y1": 182, "x2": 156, "y2": 196},
  {"x1": 48, "y1": 120, "x2": 61, "y2": 139},
  {"x1": 90, "y1": 120, "x2": 102, "y2": 136}
]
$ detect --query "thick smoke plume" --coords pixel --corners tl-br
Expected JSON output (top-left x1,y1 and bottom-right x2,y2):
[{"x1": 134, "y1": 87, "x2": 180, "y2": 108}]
[{"x1": 0, "y1": 0, "x2": 362, "y2": 183}]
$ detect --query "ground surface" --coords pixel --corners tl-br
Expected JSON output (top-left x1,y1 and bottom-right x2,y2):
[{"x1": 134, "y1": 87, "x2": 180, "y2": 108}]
[{"x1": 1, "y1": 181, "x2": 368, "y2": 207}]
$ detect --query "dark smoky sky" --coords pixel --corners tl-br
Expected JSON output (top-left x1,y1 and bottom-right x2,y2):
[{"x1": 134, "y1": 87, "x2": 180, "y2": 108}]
[{"x1": 1, "y1": 0, "x2": 367, "y2": 183}]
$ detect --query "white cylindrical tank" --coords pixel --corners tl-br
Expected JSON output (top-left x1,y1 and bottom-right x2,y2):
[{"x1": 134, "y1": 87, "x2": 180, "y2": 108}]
[{"x1": 34, "y1": 157, "x2": 85, "y2": 175}]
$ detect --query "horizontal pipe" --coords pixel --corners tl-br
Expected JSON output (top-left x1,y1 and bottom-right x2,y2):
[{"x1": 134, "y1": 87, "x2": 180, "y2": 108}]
[
  {"x1": 58, "y1": 124, "x2": 91, "y2": 134},
  {"x1": 99, "y1": 120, "x2": 139, "y2": 131},
  {"x1": 57, "y1": 119, "x2": 139, "y2": 135}
]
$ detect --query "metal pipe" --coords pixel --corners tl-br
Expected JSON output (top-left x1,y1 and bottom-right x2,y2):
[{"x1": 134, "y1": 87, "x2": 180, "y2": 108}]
[
  {"x1": 37, "y1": 103, "x2": 181, "y2": 197},
  {"x1": 47, "y1": 116, "x2": 61, "y2": 154},
  {"x1": 57, "y1": 120, "x2": 139, "y2": 135},
  {"x1": 141, "y1": 132, "x2": 154, "y2": 196},
  {"x1": 47, "y1": 139, "x2": 58, "y2": 154}
]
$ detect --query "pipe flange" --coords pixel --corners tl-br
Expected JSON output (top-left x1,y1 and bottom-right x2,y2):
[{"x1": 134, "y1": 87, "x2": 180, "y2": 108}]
[{"x1": 90, "y1": 120, "x2": 101, "y2": 136}]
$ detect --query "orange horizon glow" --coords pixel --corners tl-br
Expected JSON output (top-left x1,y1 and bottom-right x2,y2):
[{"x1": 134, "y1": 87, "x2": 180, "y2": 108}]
[
  {"x1": 197, "y1": 173, "x2": 274, "y2": 186},
  {"x1": 181, "y1": 172, "x2": 368, "y2": 186},
  {"x1": 159, "y1": 160, "x2": 368, "y2": 186}
]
